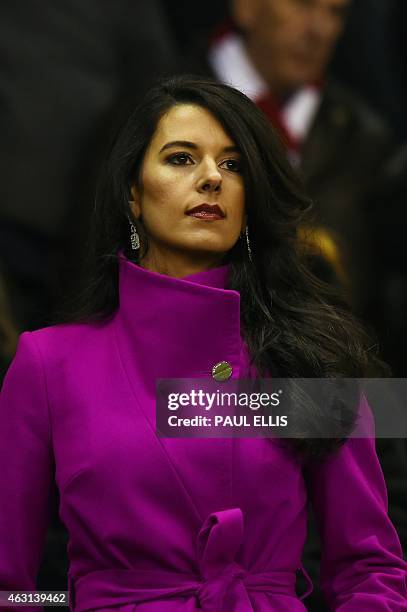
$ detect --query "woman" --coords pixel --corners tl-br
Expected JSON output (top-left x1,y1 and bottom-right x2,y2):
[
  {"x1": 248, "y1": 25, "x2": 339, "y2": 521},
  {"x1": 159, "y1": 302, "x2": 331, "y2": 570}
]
[{"x1": 0, "y1": 75, "x2": 406, "y2": 611}]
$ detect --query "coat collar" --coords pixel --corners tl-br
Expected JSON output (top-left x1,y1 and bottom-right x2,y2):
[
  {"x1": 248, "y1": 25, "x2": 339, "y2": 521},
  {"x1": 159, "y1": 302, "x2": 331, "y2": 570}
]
[{"x1": 114, "y1": 253, "x2": 245, "y2": 393}]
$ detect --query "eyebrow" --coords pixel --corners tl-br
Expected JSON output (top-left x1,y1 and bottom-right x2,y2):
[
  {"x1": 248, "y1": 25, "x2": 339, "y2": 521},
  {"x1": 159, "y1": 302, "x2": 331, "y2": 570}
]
[{"x1": 159, "y1": 140, "x2": 240, "y2": 154}]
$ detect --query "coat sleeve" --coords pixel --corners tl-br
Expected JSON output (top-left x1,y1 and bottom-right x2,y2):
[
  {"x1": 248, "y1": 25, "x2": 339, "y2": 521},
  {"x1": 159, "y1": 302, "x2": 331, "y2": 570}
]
[
  {"x1": 0, "y1": 332, "x2": 54, "y2": 608},
  {"x1": 305, "y1": 394, "x2": 407, "y2": 610}
]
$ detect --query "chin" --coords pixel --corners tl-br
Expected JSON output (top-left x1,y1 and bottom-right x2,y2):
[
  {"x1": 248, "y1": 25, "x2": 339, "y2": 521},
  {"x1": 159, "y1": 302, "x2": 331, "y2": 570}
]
[
  {"x1": 182, "y1": 239, "x2": 232, "y2": 253},
  {"x1": 285, "y1": 64, "x2": 319, "y2": 87}
]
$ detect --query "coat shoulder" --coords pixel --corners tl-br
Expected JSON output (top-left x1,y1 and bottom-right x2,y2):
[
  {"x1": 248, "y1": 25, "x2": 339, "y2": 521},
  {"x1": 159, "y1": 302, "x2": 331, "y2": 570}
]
[
  {"x1": 323, "y1": 78, "x2": 394, "y2": 144},
  {"x1": 27, "y1": 317, "x2": 115, "y2": 363}
]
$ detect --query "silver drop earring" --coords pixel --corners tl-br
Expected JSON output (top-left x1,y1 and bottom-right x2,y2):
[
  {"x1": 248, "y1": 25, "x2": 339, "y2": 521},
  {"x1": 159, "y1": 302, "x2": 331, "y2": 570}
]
[
  {"x1": 127, "y1": 215, "x2": 140, "y2": 251},
  {"x1": 245, "y1": 226, "x2": 253, "y2": 263}
]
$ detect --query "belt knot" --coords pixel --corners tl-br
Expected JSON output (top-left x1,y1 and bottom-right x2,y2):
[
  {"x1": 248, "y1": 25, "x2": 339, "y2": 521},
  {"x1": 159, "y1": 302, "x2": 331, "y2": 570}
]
[
  {"x1": 196, "y1": 508, "x2": 253, "y2": 611},
  {"x1": 197, "y1": 560, "x2": 248, "y2": 610}
]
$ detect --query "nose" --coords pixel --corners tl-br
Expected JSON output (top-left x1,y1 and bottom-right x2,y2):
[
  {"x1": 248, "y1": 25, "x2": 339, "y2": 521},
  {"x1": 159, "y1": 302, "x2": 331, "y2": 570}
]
[{"x1": 197, "y1": 159, "x2": 222, "y2": 194}]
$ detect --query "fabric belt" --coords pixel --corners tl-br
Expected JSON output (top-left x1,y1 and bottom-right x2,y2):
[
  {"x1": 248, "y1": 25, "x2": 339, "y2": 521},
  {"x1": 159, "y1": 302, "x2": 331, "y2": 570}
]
[{"x1": 69, "y1": 508, "x2": 313, "y2": 611}]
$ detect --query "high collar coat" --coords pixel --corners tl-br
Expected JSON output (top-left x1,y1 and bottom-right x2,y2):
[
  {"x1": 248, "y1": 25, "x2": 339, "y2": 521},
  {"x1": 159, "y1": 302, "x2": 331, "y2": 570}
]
[{"x1": 0, "y1": 254, "x2": 406, "y2": 611}]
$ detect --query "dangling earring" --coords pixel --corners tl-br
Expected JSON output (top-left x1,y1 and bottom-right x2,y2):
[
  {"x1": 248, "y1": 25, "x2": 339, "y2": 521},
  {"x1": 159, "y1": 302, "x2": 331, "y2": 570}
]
[
  {"x1": 127, "y1": 215, "x2": 140, "y2": 251},
  {"x1": 245, "y1": 226, "x2": 253, "y2": 263}
]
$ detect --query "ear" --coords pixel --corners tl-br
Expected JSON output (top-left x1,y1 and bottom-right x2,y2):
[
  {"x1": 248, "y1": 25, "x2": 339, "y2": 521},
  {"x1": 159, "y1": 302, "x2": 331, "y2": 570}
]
[
  {"x1": 231, "y1": 0, "x2": 260, "y2": 31},
  {"x1": 129, "y1": 184, "x2": 141, "y2": 219}
]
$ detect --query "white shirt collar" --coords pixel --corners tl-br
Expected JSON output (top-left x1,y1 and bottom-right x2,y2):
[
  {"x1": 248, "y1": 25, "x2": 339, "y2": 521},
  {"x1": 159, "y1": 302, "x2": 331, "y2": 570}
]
[{"x1": 209, "y1": 31, "x2": 321, "y2": 145}]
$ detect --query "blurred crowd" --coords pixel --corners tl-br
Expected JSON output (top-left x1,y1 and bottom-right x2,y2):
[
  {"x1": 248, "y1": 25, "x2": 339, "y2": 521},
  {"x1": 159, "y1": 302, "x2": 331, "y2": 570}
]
[{"x1": 0, "y1": 1, "x2": 406, "y2": 609}]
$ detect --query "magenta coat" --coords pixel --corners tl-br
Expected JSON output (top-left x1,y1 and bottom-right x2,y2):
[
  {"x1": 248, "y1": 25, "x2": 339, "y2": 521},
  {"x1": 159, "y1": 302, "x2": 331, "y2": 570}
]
[{"x1": 1, "y1": 253, "x2": 406, "y2": 611}]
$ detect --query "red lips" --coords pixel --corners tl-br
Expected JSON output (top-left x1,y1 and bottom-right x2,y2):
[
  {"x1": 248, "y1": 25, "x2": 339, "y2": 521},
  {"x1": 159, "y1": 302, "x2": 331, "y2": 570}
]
[{"x1": 186, "y1": 204, "x2": 224, "y2": 218}]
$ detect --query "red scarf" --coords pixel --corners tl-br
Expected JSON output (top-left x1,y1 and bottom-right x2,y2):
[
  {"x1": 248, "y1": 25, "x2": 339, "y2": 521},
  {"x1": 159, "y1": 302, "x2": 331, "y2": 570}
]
[{"x1": 208, "y1": 22, "x2": 322, "y2": 156}]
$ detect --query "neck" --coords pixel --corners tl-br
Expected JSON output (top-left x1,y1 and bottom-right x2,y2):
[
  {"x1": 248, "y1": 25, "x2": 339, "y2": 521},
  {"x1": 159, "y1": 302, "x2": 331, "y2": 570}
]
[
  {"x1": 138, "y1": 247, "x2": 226, "y2": 279},
  {"x1": 244, "y1": 38, "x2": 294, "y2": 100}
]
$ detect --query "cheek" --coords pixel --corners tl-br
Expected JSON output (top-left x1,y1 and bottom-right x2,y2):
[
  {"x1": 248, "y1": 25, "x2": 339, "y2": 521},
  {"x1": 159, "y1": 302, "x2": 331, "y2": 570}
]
[
  {"x1": 229, "y1": 184, "x2": 246, "y2": 226},
  {"x1": 271, "y1": 4, "x2": 310, "y2": 44},
  {"x1": 328, "y1": 20, "x2": 345, "y2": 44},
  {"x1": 141, "y1": 168, "x2": 186, "y2": 215}
]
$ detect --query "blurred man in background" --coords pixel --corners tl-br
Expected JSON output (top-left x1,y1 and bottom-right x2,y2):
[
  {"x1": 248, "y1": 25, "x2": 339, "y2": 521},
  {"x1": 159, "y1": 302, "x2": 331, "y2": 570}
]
[{"x1": 203, "y1": 0, "x2": 396, "y2": 321}]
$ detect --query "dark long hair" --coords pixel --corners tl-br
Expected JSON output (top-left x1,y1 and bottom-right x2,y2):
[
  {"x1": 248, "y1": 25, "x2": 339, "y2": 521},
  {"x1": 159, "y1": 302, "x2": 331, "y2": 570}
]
[{"x1": 64, "y1": 74, "x2": 388, "y2": 459}]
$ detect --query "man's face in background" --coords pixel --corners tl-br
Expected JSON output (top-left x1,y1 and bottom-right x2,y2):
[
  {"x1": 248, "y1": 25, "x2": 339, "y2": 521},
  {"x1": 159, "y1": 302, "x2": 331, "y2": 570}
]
[{"x1": 232, "y1": 0, "x2": 351, "y2": 94}]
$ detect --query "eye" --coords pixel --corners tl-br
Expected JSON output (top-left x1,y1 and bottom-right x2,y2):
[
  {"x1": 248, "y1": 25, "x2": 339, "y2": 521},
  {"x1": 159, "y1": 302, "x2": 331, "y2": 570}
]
[
  {"x1": 166, "y1": 152, "x2": 193, "y2": 165},
  {"x1": 220, "y1": 158, "x2": 242, "y2": 173}
]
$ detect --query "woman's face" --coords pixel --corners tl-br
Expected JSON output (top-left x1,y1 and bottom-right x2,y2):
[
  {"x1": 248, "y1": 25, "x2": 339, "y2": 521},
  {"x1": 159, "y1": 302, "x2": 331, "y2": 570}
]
[{"x1": 130, "y1": 104, "x2": 247, "y2": 275}]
